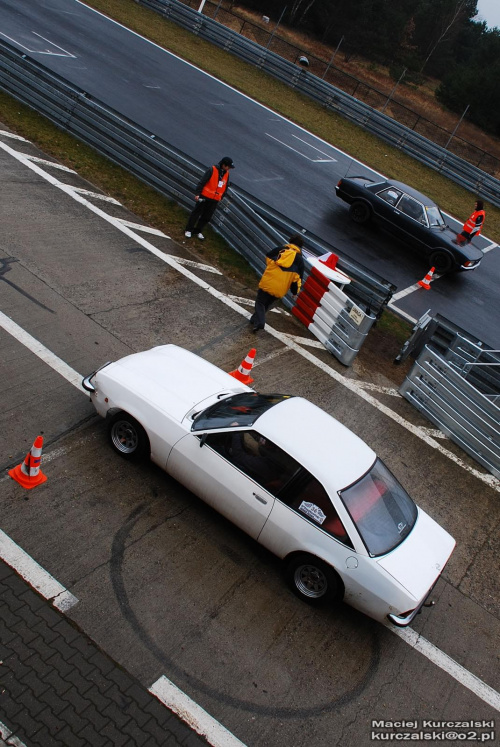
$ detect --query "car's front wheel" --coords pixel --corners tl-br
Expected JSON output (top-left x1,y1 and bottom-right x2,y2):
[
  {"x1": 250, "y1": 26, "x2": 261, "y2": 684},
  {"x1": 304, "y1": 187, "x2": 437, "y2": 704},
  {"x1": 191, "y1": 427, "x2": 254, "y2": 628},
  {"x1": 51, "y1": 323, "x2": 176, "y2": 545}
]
[
  {"x1": 349, "y1": 201, "x2": 371, "y2": 224},
  {"x1": 108, "y1": 412, "x2": 150, "y2": 461},
  {"x1": 429, "y1": 249, "x2": 455, "y2": 274},
  {"x1": 284, "y1": 554, "x2": 342, "y2": 606}
]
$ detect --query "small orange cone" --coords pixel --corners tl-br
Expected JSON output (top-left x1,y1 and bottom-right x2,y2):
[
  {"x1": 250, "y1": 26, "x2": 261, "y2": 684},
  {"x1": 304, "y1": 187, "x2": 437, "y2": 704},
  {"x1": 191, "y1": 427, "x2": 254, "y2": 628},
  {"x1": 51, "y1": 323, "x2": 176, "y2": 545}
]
[
  {"x1": 417, "y1": 267, "x2": 435, "y2": 290},
  {"x1": 229, "y1": 348, "x2": 256, "y2": 385},
  {"x1": 9, "y1": 436, "x2": 48, "y2": 490}
]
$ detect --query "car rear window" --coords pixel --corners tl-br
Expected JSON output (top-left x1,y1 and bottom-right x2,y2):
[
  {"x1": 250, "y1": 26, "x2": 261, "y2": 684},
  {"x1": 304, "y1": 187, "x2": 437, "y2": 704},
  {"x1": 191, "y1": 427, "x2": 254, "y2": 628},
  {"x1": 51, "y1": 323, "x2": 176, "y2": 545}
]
[
  {"x1": 192, "y1": 393, "x2": 292, "y2": 431},
  {"x1": 339, "y1": 458, "x2": 418, "y2": 556}
]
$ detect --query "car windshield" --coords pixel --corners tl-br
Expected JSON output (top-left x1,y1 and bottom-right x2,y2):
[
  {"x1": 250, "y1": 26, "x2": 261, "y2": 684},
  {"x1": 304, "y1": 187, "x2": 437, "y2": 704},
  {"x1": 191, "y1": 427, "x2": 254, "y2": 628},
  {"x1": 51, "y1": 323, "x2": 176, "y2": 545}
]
[
  {"x1": 339, "y1": 458, "x2": 418, "y2": 556},
  {"x1": 192, "y1": 393, "x2": 292, "y2": 431},
  {"x1": 426, "y1": 206, "x2": 445, "y2": 227}
]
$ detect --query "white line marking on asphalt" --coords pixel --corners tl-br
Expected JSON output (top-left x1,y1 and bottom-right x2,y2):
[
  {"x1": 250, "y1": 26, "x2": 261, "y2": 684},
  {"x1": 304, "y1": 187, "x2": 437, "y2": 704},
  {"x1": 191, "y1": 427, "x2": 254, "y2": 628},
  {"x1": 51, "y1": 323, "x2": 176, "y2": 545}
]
[
  {"x1": 2, "y1": 141, "x2": 499, "y2": 719},
  {"x1": 0, "y1": 718, "x2": 29, "y2": 747},
  {"x1": 266, "y1": 132, "x2": 332, "y2": 161},
  {"x1": 149, "y1": 676, "x2": 247, "y2": 747},
  {"x1": 386, "y1": 624, "x2": 500, "y2": 712},
  {"x1": 227, "y1": 295, "x2": 285, "y2": 313},
  {"x1": 0, "y1": 130, "x2": 29, "y2": 141},
  {"x1": 116, "y1": 219, "x2": 170, "y2": 237},
  {"x1": 291, "y1": 134, "x2": 337, "y2": 161},
  {"x1": 482, "y1": 240, "x2": 497, "y2": 254},
  {"x1": 2, "y1": 141, "x2": 498, "y2": 497},
  {"x1": 0, "y1": 310, "x2": 84, "y2": 392},
  {"x1": 67, "y1": 186, "x2": 122, "y2": 204},
  {"x1": 0, "y1": 529, "x2": 78, "y2": 610},
  {"x1": 175, "y1": 257, "x2": 222, "y2": 274},
  {"x1": 31, "y1": 32, "x2": 76, "y2": 57},
  {"x1": 23, "y1": 154, "x2": 77, "y2": 172}
]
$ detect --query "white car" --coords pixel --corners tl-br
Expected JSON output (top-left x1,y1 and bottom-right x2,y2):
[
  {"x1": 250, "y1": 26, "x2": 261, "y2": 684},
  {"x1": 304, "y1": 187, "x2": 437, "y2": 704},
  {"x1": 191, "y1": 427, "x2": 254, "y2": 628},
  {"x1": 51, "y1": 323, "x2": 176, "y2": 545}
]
[{"x1": 83, "y1": 345, "x2": 455, "y2": 627}]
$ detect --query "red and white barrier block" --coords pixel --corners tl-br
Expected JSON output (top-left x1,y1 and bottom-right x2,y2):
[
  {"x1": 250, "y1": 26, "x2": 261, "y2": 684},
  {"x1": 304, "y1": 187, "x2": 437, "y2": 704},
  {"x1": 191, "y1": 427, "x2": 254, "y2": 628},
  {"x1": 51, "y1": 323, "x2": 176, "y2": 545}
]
[{"x1": 292, "y1": 253, "x2": 376, "y2": 366}]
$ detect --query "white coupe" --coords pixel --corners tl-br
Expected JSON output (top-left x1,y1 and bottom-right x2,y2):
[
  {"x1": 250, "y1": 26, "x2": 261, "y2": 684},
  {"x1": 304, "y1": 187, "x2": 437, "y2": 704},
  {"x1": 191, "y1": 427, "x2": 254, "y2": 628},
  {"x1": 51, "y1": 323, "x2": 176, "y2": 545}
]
[{"x1": 83, "y1": 345, "x2": 455, "y2": 627}]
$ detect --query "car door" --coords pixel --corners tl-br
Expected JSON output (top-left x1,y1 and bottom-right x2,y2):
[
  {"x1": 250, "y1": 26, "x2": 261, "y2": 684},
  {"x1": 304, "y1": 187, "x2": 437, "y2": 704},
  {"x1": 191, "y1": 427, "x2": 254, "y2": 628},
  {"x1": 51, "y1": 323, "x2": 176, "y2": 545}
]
[
  {"x1": 259, "y1": 469, "x2": 357, "y2": 567},
  {"x1": 372, "y1": 186, "x2": 403, "y2": 235},
  {"x1": 166, "y1": 429, "x2": 301, "y2": 539},
  {"x1": 393, "y1": 194, "x2": 429, "y2": 252}
]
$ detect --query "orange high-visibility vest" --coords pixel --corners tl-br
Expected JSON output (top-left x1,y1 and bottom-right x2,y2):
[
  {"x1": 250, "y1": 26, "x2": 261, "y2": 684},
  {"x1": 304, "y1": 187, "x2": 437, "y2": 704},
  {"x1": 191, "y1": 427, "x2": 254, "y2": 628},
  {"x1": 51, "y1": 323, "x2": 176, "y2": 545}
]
[
  {"x1": 462, "y1": 209, "x2": 485, "y2": 235},
  {"x1": 201, "y1": 166, "x2": 229, "y2": 201}
]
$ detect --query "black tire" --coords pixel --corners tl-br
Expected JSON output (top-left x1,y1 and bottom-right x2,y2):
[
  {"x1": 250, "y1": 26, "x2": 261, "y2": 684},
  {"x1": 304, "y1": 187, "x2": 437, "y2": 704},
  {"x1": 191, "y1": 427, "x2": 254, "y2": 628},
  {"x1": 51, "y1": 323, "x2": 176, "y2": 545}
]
[
  {"x1": 284, "y1": 553, "x2": 342, "y2": 606},
  {"x1": 429, "y1": 249, "x2": 454, "y2": 274},
  {"x1": 107, "y1": 412, "x2": 150, "y2": 461},
  {"x1": 349, "y1": 201, "x2": 371, "y2": 224}
]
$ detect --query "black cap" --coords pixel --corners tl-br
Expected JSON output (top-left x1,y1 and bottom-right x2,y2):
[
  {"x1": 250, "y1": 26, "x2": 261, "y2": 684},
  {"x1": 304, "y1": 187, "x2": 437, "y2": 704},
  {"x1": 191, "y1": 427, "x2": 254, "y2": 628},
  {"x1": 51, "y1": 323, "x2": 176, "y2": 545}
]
[{"x1": 220, "y1": 156, "x2": 235, "y2": 168}]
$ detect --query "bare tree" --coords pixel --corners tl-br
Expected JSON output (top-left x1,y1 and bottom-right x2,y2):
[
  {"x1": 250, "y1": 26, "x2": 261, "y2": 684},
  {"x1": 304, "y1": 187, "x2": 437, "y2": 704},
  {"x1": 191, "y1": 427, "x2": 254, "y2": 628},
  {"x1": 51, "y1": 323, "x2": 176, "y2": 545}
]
[{"x1": 419, "y1": 0, "x2": 472, "y2": 72}]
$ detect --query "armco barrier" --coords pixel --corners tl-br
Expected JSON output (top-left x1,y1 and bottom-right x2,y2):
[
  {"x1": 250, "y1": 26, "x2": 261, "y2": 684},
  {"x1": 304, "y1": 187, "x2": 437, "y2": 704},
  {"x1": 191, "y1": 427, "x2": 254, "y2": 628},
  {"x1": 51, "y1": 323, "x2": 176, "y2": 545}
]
[
  {"x1": 399, "y1": 315, "x2": 500, "y2": 479},
  {"x1": 0, "y1": 38, "x2": 394, "y2": 366},
  {"x1": 137, "y1": 0, "x2": 500, "y2": 207}
]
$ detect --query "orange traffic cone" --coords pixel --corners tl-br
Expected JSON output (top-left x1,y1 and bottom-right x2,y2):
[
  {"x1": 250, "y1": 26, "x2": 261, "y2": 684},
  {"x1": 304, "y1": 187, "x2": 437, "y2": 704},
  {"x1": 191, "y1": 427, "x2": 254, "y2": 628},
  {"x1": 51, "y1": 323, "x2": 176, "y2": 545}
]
[
  {"x1": 9, "y1": 435, "x2": 48, "y2": 490},
  {"x1": 417, "y1": 267, "x2": 435, "y2": 290},
  {"x1": 229, "y1": 348, "x2": 256, "y2": 385}
]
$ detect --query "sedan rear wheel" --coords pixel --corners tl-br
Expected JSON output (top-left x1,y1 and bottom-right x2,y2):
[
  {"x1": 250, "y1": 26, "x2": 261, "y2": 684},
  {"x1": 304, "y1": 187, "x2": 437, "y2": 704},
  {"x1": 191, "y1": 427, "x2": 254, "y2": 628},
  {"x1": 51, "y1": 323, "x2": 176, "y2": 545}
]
[
  {"x1": 285, "y1": 553, "x2": 342, "y2": 606},
  {"x1": 349, "y1": 201, "x2": 371, "y2": 224},
  {"x1": 108, "y1": 412, "x2": 149, "y2": 461},
  {"x1": 429, "y1": 249, "x2": 454, "y2": 274}
]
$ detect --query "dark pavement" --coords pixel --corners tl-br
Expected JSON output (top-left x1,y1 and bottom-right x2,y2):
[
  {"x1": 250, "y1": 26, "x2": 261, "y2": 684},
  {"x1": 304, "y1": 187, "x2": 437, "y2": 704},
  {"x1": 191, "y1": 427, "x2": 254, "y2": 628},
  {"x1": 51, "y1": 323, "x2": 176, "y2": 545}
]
[{"x1": 0, "y1": 560, "x2": 208, "y2": 747}]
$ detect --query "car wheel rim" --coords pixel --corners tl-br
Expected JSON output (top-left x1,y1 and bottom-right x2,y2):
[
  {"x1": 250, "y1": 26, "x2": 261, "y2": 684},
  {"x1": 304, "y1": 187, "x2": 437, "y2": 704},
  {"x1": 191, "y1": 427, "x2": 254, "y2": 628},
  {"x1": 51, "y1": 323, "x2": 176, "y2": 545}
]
[
  {"x1": 294, "y1": 563, "x2": 328, "y2": 598},
  {"x1": 111, "y1": 421, "x2": 138, "y2": 454}
]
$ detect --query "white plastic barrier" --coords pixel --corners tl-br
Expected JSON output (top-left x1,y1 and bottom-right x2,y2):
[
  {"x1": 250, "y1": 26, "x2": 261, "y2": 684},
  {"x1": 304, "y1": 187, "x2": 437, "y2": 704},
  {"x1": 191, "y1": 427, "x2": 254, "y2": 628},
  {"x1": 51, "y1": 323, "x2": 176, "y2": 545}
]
[{"x1": 292, "y1": 253, "x2": 376, "y2": 366}]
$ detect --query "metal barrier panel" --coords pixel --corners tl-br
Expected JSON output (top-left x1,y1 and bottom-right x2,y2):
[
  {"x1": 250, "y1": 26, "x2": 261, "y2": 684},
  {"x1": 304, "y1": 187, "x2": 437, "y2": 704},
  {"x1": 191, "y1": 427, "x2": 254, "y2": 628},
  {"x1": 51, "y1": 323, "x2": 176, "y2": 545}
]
[
  {"x1": 137, "y1": 0, "x2": 500, "y2": 207},
  {"x1": 400, "y1": 346, "x2": 500, "y2": 479},
  {"x1": 399, "y1": 313, "x2": 500, "y2": 479},
  {"x1": 0, "y1": 37, "x2": 392, "y2": 367}
]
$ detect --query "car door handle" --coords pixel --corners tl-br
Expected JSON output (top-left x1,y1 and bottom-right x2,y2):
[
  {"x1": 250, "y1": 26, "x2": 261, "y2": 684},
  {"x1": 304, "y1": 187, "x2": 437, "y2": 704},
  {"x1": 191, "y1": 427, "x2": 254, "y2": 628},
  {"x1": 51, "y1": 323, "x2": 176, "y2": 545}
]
[{"x1": 253, "y1": 492, "x2": 268, "y2": 505}]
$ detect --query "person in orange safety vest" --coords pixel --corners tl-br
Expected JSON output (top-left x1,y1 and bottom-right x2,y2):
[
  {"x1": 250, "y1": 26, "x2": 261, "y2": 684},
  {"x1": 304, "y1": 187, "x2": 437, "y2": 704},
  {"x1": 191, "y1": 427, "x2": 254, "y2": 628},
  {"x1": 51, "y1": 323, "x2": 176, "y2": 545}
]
[
  {"x1": 250, "y1": 235, "x2": 305, "y2": 333},
  {"x1": 185, "y1": 157, "x2": 234, "y2": 240},
  {"x1": 453, "y1": 200, "x2": 485, "y2": 245}
]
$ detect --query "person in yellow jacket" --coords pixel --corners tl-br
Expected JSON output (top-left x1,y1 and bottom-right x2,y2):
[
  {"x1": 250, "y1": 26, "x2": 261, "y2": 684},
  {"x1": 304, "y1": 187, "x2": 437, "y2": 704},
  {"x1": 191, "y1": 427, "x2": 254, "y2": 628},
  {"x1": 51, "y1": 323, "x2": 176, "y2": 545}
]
[{"x1": 250, "y1": 235, "x2": 305, "y2": 332}]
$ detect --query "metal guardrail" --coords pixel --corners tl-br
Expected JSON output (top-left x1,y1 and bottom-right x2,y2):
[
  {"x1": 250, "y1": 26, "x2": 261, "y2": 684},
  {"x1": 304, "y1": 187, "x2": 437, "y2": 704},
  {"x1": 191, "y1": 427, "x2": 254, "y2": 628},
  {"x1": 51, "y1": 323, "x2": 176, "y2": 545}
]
[
  {"x1": 0, "y1": 37, "x2": 394, "y2": 366},
  {"x1": 138, "y1": 0, "x2": 500, "y2": 208},
  {"x1": 399, "y1": 315, "x2": 500, "y2": 479}
]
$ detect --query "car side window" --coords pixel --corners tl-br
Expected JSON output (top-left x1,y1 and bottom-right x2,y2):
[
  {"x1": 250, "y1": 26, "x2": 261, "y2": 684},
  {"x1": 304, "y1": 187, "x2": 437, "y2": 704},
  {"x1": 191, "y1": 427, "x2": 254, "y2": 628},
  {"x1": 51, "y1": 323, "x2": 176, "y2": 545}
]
[
  {"x1": 377, "y1": 187, "x2": 402, "y2": 206},
  {"x1": 398, "y1": 195, "x2": 426, "y2": 224},
  {"x1": 282, "y1": 473, "x2": 354, "y2": 548},
  {"x1": 203, "y1": 430, "x2": 300, "y2": 495}
]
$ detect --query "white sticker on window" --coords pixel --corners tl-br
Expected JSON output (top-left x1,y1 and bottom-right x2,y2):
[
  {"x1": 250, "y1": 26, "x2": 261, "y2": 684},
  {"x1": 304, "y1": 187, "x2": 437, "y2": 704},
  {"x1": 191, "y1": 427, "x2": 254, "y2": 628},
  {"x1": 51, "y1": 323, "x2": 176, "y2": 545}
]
[{"x1": 299, "y1": 501, "x2": 326, "y2": 525}]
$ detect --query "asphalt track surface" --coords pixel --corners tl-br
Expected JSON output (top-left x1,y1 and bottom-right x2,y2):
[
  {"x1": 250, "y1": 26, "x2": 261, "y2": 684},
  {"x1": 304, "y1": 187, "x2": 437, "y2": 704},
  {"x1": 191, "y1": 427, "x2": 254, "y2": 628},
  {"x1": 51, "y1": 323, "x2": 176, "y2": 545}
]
[
  {"x1": 0, "y1": 0, "x2": 499, "y2": 348},
  {"x1": 1, "y1": 124, "x2": 499, "y2": 747}
]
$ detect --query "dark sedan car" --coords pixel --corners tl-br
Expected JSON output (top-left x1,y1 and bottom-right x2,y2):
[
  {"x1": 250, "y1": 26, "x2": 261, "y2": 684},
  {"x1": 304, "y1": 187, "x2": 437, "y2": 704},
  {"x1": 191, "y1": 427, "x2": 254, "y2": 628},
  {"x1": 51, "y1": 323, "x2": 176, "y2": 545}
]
[{"x1": 335, "y1": 177, "x2": 483, "y2": 273}]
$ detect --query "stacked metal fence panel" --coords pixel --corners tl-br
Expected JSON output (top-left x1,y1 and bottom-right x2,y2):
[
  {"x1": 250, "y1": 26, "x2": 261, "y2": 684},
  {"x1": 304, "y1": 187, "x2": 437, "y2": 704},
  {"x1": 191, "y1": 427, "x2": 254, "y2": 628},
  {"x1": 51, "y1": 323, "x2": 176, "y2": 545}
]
[
  {"x1": 400, "y1": 315, "x2": 500, "y2": 478},
  {"x1": 137, "y1": 0, "x2": 500, "y2": 208},
  {"x1": 0, "y1": 37, "x2": 394, "y2": 365}
]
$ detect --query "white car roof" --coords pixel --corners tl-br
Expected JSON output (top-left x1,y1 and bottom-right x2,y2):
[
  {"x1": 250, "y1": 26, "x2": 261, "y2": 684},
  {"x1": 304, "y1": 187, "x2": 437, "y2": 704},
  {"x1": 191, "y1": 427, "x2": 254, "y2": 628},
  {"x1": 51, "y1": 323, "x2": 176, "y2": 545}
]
[{"x1": 256, "y1": 397, "x2": 375, "y2": 492}]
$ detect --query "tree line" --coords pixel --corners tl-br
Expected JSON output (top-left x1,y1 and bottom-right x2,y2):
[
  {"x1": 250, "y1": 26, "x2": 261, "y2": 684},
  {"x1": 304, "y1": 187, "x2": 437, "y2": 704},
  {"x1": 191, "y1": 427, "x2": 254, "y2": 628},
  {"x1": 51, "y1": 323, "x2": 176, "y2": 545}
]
[{"x1": 238, "y1": 0, "x2": 500, "y2": 136}]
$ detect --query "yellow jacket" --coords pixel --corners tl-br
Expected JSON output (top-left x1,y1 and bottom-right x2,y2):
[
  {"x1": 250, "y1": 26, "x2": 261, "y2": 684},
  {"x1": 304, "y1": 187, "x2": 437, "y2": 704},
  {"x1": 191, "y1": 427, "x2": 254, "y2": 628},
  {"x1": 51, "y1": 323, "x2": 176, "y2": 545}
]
[{"x1": 259, "y1": 243, "x2": 304, "y2": 298}]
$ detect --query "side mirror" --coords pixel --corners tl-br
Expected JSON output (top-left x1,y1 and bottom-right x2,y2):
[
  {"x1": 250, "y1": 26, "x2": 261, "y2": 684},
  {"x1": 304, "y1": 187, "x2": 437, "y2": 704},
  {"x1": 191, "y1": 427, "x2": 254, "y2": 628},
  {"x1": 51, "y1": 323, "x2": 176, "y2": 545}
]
[{"x1": 199, "y1": 433, "x2": 208, "y2": 448}]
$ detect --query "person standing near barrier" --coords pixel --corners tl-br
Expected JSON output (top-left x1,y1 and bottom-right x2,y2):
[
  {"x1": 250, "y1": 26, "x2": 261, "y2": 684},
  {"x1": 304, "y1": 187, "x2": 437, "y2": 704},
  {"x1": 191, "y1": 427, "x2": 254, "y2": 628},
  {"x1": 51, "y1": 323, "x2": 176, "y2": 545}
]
[
  {"x1": 250, "y1": 235, "x2": 305, "y2": 333},
  {"x1": 453, "y1": 200, "x2": 485, "y2": 245},
  {"x1": 184, "y1": 156, "x2": 235, "y2": 240}
]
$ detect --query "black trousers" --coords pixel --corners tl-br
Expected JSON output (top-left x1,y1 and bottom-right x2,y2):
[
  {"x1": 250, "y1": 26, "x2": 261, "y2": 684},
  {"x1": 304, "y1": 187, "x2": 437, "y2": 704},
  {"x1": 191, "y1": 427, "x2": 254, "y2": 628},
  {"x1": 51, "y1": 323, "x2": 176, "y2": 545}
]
[
  {"x1": 186, "y1": 198, "x2": 219, "y2": 233},
  {"x1": 250, "y1": 288, "x2": 279, "y2": 330}
]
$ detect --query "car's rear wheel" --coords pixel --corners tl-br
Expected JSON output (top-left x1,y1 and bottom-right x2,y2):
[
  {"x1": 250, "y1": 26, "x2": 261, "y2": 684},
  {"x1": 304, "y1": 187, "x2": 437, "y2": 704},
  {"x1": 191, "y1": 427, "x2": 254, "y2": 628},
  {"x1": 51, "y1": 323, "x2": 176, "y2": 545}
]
[
  {"x1": 284, "y1": 553, "x2": 342, "y2": 606},
  {"x1": 108, "y1": 412, "x2": 150, "y2": 461},
  {"x1": 429, "y1": 249, "x2": 455, "y2": 274},
  {"x1": 349, "y1": 201, "x2": 371, "y2": 224}
]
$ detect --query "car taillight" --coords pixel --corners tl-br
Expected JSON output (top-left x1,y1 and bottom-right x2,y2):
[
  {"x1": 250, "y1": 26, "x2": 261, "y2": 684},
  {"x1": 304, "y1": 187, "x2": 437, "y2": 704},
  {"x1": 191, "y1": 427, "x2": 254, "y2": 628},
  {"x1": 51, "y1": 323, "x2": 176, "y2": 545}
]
[
  {"x1": 463, "y1": 260, "x2": 476, "y2": 267},
  {"x1": 337, "y1": 180, "x2": 342, "y2": 187}
]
